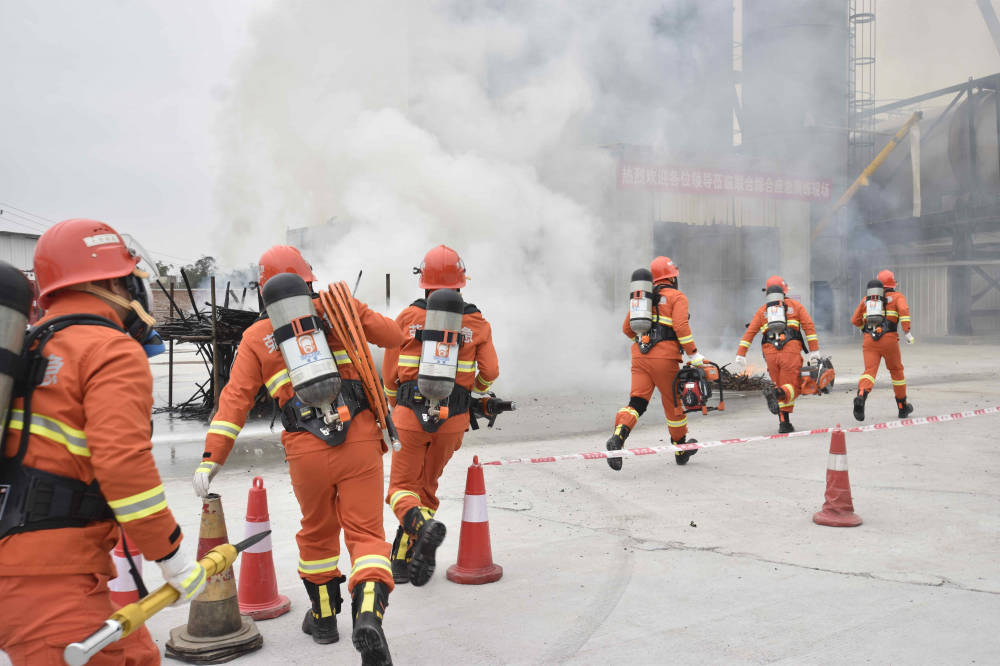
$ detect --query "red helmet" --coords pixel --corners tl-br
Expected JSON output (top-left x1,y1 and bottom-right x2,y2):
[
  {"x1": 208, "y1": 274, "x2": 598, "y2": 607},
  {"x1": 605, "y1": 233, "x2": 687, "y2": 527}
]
[
  {"x1": 877, "y1": 269, "x2": 896, "y2": 289},
  {"x1": 258, "y1": 245, "x2": 316, "y2": 286},
  {"x1": 650, "y1": 256, "x2": 679, "y2": 282},
  {"x1": 764, "y1": 275, "x2": 788, "y2": 294},
  {"x1": 418, "y1": 245, "x2": 466, "y2": 289},
  {"x1": 34, "y1": 219, "x2": 140, "y2": 308}
]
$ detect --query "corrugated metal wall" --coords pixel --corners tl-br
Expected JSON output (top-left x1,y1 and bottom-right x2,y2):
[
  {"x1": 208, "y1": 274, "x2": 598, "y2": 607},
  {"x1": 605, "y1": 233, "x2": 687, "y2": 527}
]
[
  {"x1": 892, "y1": 266, "x2": 948, "y2": 338},
  {"x1": 970, "y1": 265, "x2": 1000, "y2": 335},
  {"x1": 652, "y1": 192, "x2": 809, "y2": 228},
  {"x1": 0, "y1": 232, "x2": 38, "y2": 271}
]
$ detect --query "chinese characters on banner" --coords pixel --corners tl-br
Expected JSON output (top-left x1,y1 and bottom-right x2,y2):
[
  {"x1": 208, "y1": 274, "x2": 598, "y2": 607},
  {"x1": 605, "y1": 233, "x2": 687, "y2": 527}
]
[{"x1": 618, "y1": 162, "x2": 832, "y2": 202}]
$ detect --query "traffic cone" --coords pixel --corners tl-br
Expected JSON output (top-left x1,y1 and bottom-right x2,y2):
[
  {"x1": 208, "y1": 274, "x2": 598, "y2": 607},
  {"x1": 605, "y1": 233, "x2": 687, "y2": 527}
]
[
  {"x1": 446, "y1": 456, "x2": 503, "y2": 585},
  {"x1": 813, "y1": 426, "x2": 863, "y2": 527},
  {"x1": 237, "y1": 477, "x2": 290, "y2": 620},
  {"x1": 166, "y1": 493, "x2": 263, "y2": 663},
  {"x1": 108, "y1": 534, "x2": 142, "y2": 608}
]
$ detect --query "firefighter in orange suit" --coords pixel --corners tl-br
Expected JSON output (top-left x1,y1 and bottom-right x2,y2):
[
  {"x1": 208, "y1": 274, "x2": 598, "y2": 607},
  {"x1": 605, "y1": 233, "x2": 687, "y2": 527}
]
[
  {"x1": 192, "y1": 246, "x2": 403, "y2": 663},
  {"x1": 382, "y1": 245, "x2": 499, "y2": 587},
  {"x1": 0, "y1": 219, "x2": 205, "y2": 665},
  {"x1": 731, "y1": 275, "x2": 821, "y2": 434},
  {"x1": 851, "y1": 270, "x2": 914, "y2": 422},
  {"x1": 607, "y1": 256, "x2": 704, "y2": 470}
]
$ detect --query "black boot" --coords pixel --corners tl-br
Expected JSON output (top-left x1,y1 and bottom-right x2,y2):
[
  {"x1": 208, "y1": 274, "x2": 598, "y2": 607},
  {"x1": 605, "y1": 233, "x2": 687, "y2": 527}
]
[
  {"x1": 403, "y1": 507, "x2": 446, "y2": 587},
  {"x1": 606, "y1": 424, "x2": 630, "y2": 471},
  {"x1": 853, "y1": 390, "x2": 869, "y2": 422},
  {"x1": 896, "y1": 396, "x2": 914, "y2": 419},
  {"x1": 352, "y1": 581, "x2": 392, "y2": 666},
  {"x1": 764, "y1": 385, "x2": 781, "y2": 415},
  {"x1": 389, "y1": 526, "x2": 412, "y2": 585},
  {"x1": 674, "y1": 436, "x2": 698, "y2": 465},
  {"x1": 778, "y1": 411, "x2": 794, "y2": 434},
  {"x1": 301, "y1": 577, "x2": 344, "y2": 644}
]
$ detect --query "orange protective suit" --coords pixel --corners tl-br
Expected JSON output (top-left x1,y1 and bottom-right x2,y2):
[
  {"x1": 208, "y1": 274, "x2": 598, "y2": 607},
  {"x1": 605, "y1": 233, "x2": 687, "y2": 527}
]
[
  {"x1": 202, "y1": 295, "x2": 404, "y2": 594},
  {"x1": 382, "y1": 299, "x2": 499, "y2": 523},
  {"x1": 615, "y1": 285, "x2": 698, "y2": 443},
  {"x1": 736, "y1": 297, "x2": 819, "y2": 414},
  {"x1": 1, "y1": 291, "x2": 180, "y2": 664},
  {"x1": 851, "y1": 289, "x2": 911, "y2": 398}
]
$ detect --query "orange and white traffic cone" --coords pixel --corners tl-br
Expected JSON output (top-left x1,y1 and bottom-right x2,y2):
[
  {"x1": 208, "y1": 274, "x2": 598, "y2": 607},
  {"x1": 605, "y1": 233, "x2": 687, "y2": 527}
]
[
  {"x1": 238, "y1": 477, "x2": 290, "y2": 620},
  {"x1": 446, "y1": 456, "x2": 503, "y2": 585},
  {"x1": 166, "y1": 493, "x2": 263, "y2": 661},
  {"x1": 813, "y1": 426, "x2": 863, "y2": 527},
  {"x1": 108, "y1": 534, "x2": 142, "y2": 608}
]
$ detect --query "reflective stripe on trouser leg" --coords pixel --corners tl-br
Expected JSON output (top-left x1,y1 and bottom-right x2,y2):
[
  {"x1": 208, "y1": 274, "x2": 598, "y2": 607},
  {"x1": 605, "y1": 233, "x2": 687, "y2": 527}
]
[{"x1": 614, "y1": 406, "x2": 639, "y2": 429}]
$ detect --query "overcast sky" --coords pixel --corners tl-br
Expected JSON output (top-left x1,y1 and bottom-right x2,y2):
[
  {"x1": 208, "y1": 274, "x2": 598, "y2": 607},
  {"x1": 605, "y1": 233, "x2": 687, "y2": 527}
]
[{"x1": 1, "y1": 0, "x2": 998, "y2": 268}]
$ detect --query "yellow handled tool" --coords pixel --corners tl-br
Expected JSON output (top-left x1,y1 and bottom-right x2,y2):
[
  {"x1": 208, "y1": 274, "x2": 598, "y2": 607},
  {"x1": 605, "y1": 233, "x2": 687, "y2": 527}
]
[{"x1": 63, "y1": 530, "x2": 270, "y2": 666}]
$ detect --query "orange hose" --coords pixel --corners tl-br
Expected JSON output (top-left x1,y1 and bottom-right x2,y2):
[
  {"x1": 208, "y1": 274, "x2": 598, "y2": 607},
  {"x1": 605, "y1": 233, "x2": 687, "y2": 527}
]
[{"x1": 317, "y1": 283, "x2": 397, "y2": 450}]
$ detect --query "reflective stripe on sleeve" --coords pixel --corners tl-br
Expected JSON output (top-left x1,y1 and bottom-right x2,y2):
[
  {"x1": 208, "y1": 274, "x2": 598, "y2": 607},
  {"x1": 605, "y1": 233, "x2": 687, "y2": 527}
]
[
  {"x1": 265, "y1": 369, "x2": 291, "y2": 397},
  {"x1": 298, "y1": 556, "x2": 339, "y2": 575},
  {"x1": 805, "y1": 334, "x2": 818, "y2": 341},
  {"x1": 350, "y1": 554, "x2": 392, "y2": 578},
  {"x1": 389, "y1": 490, "x2": 420, "y2": 511},
  {"x1": 739, "y1": 340, "x2": 751, "y2": 348},
  {"x1": 474, "y1": 375, "x2": 493, "y2": 391},
  {"x1": 7, "y1": 409, "x2": 90, "y2": 457},
  {"x1": 208, "y1": 420, "x2": 241, "y2": 441},
  {"x1": 398, "y1": 355, "x2": 420, "y2": 368},
  {"x1": 900, "y1": 316, "x2": 911, "y2": 322},
  {"x1": 107, "y1": 485, "x2": 168, "y2": 523},
  {"x1": 678, "y1": 335, "x2": 694, "y2": 345},
  {"x1": 383, "y1": 385, "x2": 397, "y2": 398}
]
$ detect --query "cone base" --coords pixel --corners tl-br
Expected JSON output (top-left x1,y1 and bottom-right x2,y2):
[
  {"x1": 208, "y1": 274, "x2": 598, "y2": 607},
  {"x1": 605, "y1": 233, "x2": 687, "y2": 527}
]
[
  {"x1": 446, "y1": 563, "x2": 503, "y2": 585},
  {"x1": 813, "y1": 509, "x2": 863, "y2": 527},
  {"x1": 239, "y1": 594, "x2": 291, "y2": 620},
  {"x1": 166, "y1": 616, "x2": 263, "y2": 664}
]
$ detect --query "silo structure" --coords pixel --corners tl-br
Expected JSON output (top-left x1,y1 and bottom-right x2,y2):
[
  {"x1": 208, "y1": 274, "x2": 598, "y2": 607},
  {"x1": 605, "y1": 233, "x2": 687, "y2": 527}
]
[{"x1": 741, "y1": 0, "x2": 849, "y2": 183}]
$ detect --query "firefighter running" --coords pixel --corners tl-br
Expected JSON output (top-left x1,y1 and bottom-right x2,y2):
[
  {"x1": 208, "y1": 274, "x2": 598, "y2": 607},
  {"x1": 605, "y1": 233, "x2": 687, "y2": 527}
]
[
  {"x1": 607, "y1": 256, "x2": 705, "y2": 470},
  {"x1": 0, "y1": 219, "x2": 205, "y2": 665},
  {"x1": 193, "y1": 245, "x2": 403, "y2": 665},
  {"x1": 381, "y1": 245, "x2": 500, "y2": 587},
  {"x1": 731, "y1": 275, "x2": 822, "y2": 433},
  {"x1": 851, "y1": 270, "x2": 914, "y2": 422}
]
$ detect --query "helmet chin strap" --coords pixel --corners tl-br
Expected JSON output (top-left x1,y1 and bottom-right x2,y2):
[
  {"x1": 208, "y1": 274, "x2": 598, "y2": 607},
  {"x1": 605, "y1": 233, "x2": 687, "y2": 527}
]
[{"x1": 72, "y1": 284, "x2": 156, "y2": 329}]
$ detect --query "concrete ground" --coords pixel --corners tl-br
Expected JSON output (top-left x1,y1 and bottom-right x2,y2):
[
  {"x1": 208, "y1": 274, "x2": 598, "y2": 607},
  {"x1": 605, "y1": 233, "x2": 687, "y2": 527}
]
[{"x1": 4, "y1": 341, "x2": 999, "y2": 665}]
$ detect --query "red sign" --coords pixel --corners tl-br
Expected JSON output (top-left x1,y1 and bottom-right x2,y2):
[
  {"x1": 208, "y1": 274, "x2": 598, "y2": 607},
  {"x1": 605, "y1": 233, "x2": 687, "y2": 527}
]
[{"x1": 618, "y1": 162, "x2": 832, "y2": 202}]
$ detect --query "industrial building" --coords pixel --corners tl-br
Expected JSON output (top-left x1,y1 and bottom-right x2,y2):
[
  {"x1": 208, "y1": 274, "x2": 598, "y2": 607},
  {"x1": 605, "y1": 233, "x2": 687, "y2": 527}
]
[{"x1": 612, "y1": 0, "x2": 1000, "y2": 342}]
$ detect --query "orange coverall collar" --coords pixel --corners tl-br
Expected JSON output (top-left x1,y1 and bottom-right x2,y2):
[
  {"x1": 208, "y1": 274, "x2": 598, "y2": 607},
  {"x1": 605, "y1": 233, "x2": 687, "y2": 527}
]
[{"x1": 42, "y1": 290, "x2": 126, "y2": 328}]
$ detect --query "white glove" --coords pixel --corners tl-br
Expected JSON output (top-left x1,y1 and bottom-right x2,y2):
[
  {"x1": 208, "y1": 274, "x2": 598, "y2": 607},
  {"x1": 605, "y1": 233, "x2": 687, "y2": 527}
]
[
  {"x1": 686, "y1": 353, "x2": 705, "y2": 367},
  {"x1": 808, "y1": 351, "x2": 822, "y2": 364},
  {"x1": 192, "y1": 461, "x2": 220, "y2": 498},
  {"x1": 731, "y1": 356, "x2": 747, "y2": 373},
  {"x1": 158, "y1": 543, "x2": 207, "y2": 606},
  {"x1": 904, "y1": 332, "x2": 915, "y2": 344}
]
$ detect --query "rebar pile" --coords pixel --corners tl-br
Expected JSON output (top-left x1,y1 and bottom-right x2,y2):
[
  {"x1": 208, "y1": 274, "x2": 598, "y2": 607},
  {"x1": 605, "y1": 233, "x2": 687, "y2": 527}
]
[
  {"x1": 719, "y1": 366, "x2": 773, "y2": 392},
  {"x1": 153, "y1": 271, "x2": 267, "y2": 420}
]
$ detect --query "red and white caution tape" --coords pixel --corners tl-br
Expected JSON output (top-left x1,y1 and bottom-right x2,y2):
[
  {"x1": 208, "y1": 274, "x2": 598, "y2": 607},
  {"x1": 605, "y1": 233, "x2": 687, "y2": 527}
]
[{"x1": 480, "y1": 405, "x2": 1000, "y2": 467}]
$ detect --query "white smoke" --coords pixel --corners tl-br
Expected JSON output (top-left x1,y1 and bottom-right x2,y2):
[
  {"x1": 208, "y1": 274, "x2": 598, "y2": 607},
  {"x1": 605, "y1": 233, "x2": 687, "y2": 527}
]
[{"x1": 213, "y1": 1, "x2": 732, "y2": 393}]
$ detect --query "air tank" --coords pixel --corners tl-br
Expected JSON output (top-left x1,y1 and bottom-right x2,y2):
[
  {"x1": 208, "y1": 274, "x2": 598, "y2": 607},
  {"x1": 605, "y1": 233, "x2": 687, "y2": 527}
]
[
  {"x1": 417, "y1": 288, "x2": 464, "y2": 403},
  {"x1": 261, "y1": 272, "x2": 341, "y2": 406},
  {"x1": 0, "y1": 261, "x2": 33, "y2": 430},
  {"x1": 628, "y1": 268, "x2": 654, "y2": 335}
]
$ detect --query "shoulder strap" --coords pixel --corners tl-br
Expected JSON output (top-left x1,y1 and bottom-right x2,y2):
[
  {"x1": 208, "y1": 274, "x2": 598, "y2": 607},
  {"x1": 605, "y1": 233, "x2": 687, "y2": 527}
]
[
  {"x1": 410, "y1": 298, "x2": 427, "y2": 309},
  {"x1": 9, "y1": 314, "x2": 125, "y2": 466},
  {"x1": 463, "y1": 303, "x2": 480, "y2": 315}
]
